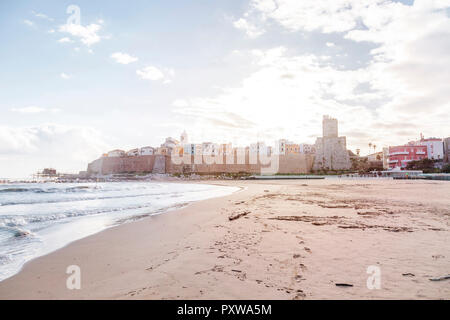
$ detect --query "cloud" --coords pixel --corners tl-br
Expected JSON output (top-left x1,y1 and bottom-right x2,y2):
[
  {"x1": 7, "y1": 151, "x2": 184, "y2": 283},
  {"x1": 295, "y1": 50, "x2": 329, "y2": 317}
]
[
  {"x1": 171, "y1": 43, "x2": 449, "y2": 150},
  {"x1": 11, "y1": 106, "x2": 60, "y2": 114},
  {"x1": 58, "y1": 23, "x2": 102, "y2": 46},
  {"x1": 0, "y1": 124, "x2": 110, "y2": 178},
  {"x1": 233, "y1": 18, "x2": 265, "y2": 38},
  {"x1": 111, "y1": 52, "x2": 138, "y2": 64},
  {"x1": 58, "y1": 37, "x2": 73, "y2": 43},
  {"x1": 60, "y1": 73, "x2": 71, "y2": 80},
  {"x1": 23, "y1": 20, "x2": 34, "y2": 27},
  {"x1": 32, "y1": 11, "x2": 53, "y2": 21},
  {"x1": 223, "y1": 0, "x2": 450, "y2": 151},
  {"x1": 136, "y1": 66, "x2": 174, "y2": 83}
]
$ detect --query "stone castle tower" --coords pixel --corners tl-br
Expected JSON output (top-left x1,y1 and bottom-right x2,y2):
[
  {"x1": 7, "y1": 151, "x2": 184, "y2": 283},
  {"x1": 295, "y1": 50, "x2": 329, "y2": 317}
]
[
  {"x1": 313, "y1": 115, "x2": 351, "y2": 171},
  {"x1": 180, "y1": 130, "x2": 188, "y2": 144}
]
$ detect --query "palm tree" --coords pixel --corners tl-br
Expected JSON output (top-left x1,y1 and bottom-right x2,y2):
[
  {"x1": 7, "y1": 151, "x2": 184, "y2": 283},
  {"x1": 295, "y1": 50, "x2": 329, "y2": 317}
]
[
  {"x1": 373, "y1": 144, "x2": 377, "y2": 153},
  {"x1": 368, "y1": 142, "x2": 372, "y2": 154}
]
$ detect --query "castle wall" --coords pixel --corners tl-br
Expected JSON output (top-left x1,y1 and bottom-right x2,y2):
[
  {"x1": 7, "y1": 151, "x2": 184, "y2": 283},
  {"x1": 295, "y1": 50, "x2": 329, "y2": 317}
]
[
  {"x1": 87, "y1": 153, "x2": 315, "y2": 175},
  {"x1": 87, "y1": 155, "x2": 157, "y2": 175},
  {"x1": 313, "y1": 136, "x2": 351, "y2": 170}
]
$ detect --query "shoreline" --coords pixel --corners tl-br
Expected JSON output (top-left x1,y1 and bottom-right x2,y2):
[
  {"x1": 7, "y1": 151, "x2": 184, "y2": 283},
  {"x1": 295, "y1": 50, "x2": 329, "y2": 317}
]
[
  {"x1": 0, "y1": 181, "x2": 241, "y2": 283},
  {"x1": 0, "y1": 179, "x2": 449, "y2": 299}
]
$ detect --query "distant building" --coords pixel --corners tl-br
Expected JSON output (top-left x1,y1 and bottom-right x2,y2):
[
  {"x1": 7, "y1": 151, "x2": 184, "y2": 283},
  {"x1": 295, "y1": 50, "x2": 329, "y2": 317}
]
[
  {"x1": 388, "y1": 145, "x2": 427, "y2": 169},
  {"x1": 277, "y1": 139, "x2": 291, "y2": 155},
  {"x1": 180, "y1": 131, "x2": 188, "y2": 144},
  {"x1": 42, "y1": 168, "x2": 57, "y2": 175},
  {"x1": 156, "y1": 147, "x2": 169, "y2": 155},
  {"x1": 140, "y1": 146, "x2": 155, "y2": 155},
  {"x1": 382, "y1": 147, "x2": 389, "y2": 169},
  {"x1": 418, "y1": 137, "x2": 444, "y2": 160},
  {"x1": 322, "y1": 115, "x2": 338, "y2": 138},
  {"x1": 107, "y1": 149, "x2": 125, "y2": 157},
  {"x1": 219, "y1": 143, "x2": 233, "y2": 155},
  {"x1": 367, "y1": 151, "x2": 383, "y2": 162},
  {"x1": 250, "y1": 142, "x2": 269, "y2": 155},
  {"x1": 313, "y1": 115, "x2": 351, "y2": 170},
  {"x1": 285, "y1": 143, "x2": 300, "y2": 154},
  {"x1": 299, "y1": 143, "x2": 316, "y2": 154},
  {"x1": 126, "y1": 148, "x2": 139, "y2": 157},
  {"x1": 444, "y1": 137, "x2": 450, "y2": 163},
  {"x1": 201, "y1": 142, "x2": 218, "y2": 156},
  {"x1": 183, "y1": 143, "x2": 196, "y2": 155}
]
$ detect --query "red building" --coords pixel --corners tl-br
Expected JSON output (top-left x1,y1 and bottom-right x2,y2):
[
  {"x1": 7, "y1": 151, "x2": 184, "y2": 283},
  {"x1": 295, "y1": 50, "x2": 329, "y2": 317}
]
[{"x1": 388, "y1": 145, "x2": 428, "y2": 169}]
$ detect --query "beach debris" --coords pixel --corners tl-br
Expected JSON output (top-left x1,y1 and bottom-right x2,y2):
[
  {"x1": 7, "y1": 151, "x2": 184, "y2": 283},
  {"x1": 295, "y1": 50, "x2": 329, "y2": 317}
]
[
  {"x1": 14, "y1": 229, "x2": 32, "y2": 238},
  {"x1": 264, "y1": 190, "x2": 270, "y2": 192},
  {"x1": 294, "y1": 275, "x2": 303, "y2": 282},
  {"x1": 429, "y1": 275, "x2": 450, "y2": 281},
  {"x1": 231, "y1": 269, "x2": 242, "y2": 273},
  {"x1": 304, "y1": 247, "x2": 311, "y2": 253},
  {"x1": 432, "y1": 254, "x2": 445, "y2": 260},
  {"x1": 402, "y1": 273, "x2": 415, "y2": 277},
  {"x1": 357, "y1": 211, "x2": 381, "y2": 216},
  {"x1": 228, "y1": 211, "x2": 250, "y2": 221},
  {"x1": 335, "y1": 283, "x2": 353, "y2": 287},
  {"x1": 293, "y1": 254, "x2": 301, "y2": 259}
]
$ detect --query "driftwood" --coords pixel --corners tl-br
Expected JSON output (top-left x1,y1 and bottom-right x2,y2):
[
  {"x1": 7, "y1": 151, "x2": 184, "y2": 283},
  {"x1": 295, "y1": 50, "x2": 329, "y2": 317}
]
[
  {"x1": 429, "y1": 275, "x2": 450, "y2": 281},
  {"x1": 228, "y1": 211, "x2": 250, "y2": 221},
  {"x1": 335, "y1": 283, "x2": 353, "y2": 287}
]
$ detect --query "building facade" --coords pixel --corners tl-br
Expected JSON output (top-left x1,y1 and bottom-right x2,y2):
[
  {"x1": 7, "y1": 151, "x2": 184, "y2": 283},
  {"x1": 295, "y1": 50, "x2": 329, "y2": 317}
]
[
  {"x1": 313, "y1": 115, "x2": 351, "y2": 170},
  {"x1": 107, "y1": 149, "x2": 125, "y2": 157},
  {"x1": 388, "y1": 145, "x2": 428, "y2": 169},
  {"x1": 299, "y1": 143, "x2": 316, "y2": 154},
  {"x1": 126, "y1": 148, "x2": 139, "y2": 157},
  {"x1": 285, "y1": 143, "x2": 300, "y2": 154},
  {"x1": 444, "y1": 137, "x2": 450, "y2": 163},
  {"x1": 418, "y1": 138, "x2": 444, "y2": 160},
  {"x1": 140, "y1": 146, "x2": 154, "y2": 155}
]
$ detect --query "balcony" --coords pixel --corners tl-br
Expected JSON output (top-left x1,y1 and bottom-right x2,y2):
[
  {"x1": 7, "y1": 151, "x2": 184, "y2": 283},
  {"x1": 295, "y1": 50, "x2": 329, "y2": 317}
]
[
  {"x1": 416, "y1": 151, "x2": 426, "y2": 155},
  {"x1": 389, "y1": 151, "x2": 409, "y2": 156}
]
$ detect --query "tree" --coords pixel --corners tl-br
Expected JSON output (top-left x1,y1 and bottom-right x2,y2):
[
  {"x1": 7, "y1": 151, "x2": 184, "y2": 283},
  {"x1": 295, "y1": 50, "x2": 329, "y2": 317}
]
[
  {"x1": 443, "y1": 164, "x2": 450, "y2": 173},
  {"x1": 368, "y1": 142, "x2": 372, "y2": 154},
  {"x1": 406, "y1": 158, "x2": 435, "y2": 171}
]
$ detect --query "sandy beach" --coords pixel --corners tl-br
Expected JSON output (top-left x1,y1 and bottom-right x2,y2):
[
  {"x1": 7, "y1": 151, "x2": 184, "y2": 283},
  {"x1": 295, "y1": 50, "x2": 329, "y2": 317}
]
[{"x1": 0, "y1": 178, "x2": 449, "y2": 299}]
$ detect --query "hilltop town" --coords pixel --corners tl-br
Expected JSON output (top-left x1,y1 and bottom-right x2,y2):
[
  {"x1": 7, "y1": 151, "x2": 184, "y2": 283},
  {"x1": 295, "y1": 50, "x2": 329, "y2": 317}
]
[{"x1": 85, "y1": 115, "x2": 450, "y2": 179}]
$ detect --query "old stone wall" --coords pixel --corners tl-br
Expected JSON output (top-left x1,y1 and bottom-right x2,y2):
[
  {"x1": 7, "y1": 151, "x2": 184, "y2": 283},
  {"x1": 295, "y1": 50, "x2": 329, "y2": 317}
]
[
  {"x1": 313, "y1": 136, "x2": 351, "y2": 170},
  {"x1": 87, "y1": 155, "x2": 157, "y2": 175},
  {"x1": 87, "y1": 153, "x2": 315, "y2": 175}
]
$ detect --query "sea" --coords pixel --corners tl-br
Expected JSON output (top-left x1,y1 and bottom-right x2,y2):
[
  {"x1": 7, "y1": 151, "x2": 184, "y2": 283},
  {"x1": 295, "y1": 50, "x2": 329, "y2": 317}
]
[{"x1": 0, "y1": 181, "x2": 239, "y2": 281}]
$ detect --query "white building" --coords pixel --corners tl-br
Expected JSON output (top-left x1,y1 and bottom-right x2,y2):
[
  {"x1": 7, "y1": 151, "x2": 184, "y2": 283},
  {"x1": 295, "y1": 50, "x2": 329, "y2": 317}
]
[
  {"x1": 420, "y1": 138, "x2": 444, "y2": 160},
  {"x1": 183, "y1": 143, "x2": 196, "y2": 155},
  {"x1": 107, "y1": 149, "x2": 125, "y2": 157},
  {"x1": 140, "y1": 146, "x2": 155, "y2": 155},
  {"x1": 126, "y1": 148, "x2": 139, "y2": 156},
  {"x1": 161, "y1": 137, "x2": 180, "y2": 150},
  {"x1": 180, "y1": 131, "x2": 188, "y2": 144},
  {"x1": 250, "y1": 142, "x2": 269, "y2": 155},
  {"x1": 201, "y1": 142, "x2": 218, "y2": 156},
  {"x1": 277, "y1": 139, "x2": 292, "y2": 155},
  {"x1": 299, "y1": 143, "x2": 316, "y2": 154}
]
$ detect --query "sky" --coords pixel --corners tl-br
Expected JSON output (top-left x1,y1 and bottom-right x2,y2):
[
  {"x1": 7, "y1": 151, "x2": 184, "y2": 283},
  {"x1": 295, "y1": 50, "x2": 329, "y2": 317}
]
[{"x1": 0, "y1": 0, "x2": 449, "y2": 178}]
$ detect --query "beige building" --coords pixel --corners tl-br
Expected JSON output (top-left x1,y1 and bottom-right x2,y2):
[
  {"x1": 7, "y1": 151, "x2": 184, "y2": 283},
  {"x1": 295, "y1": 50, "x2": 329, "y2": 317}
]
[{"x1": 313, "y1": 115, "x2": 351, "y2": 171}]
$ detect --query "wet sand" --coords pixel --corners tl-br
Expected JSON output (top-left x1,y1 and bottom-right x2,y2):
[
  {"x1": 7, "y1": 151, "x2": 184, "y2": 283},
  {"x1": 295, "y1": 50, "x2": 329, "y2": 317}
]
[{"x1": 0, "y1": 178, "x2": 449, "y2": 299}]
